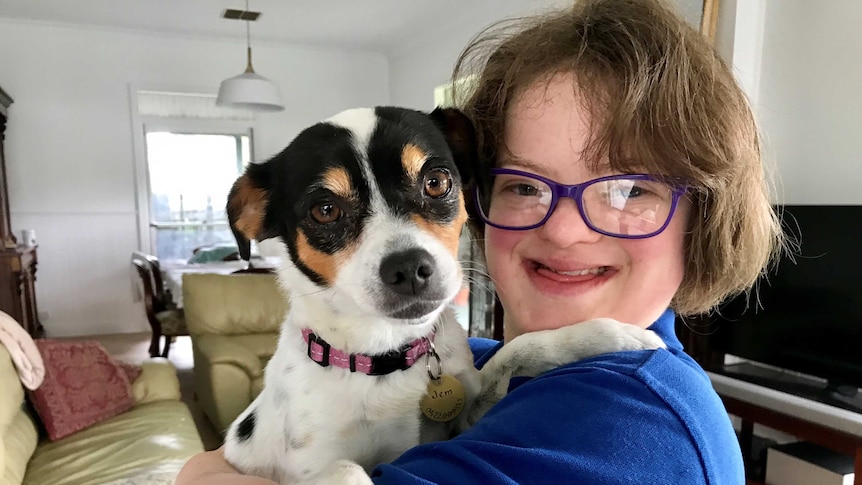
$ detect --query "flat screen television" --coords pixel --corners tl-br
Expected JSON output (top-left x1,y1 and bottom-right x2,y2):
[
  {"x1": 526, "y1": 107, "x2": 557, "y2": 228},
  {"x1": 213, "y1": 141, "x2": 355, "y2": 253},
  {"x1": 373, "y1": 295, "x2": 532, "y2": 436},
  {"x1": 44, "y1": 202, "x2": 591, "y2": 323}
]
[{"x1": 702, "y1": 204, "x2": 862, "y2": 413}]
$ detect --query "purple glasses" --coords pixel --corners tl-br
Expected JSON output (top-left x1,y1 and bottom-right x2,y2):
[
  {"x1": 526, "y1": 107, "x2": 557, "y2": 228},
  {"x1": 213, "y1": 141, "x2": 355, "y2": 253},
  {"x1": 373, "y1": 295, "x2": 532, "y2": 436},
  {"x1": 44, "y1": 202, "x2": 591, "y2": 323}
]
[{"x1": 474, "y1": 168, "x2": 688, "y2": 239}]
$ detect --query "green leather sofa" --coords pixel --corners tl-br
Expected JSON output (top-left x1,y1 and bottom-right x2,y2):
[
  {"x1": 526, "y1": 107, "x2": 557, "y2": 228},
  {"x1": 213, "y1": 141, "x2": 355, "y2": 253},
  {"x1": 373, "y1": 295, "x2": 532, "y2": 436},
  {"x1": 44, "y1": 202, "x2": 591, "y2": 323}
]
[
  {"x1": 182, "y1": 273, "x2": 288, "y2": 433},
  {"x1": 0, "y1": 345, "x2": 203, "y2": 485}
]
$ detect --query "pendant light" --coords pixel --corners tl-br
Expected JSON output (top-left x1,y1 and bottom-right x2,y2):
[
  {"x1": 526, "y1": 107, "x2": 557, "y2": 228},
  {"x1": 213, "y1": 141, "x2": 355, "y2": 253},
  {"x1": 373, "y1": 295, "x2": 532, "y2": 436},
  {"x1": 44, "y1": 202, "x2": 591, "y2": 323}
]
[{"x1": 216, "y1": 0, "x2": 284, "y2": 112}]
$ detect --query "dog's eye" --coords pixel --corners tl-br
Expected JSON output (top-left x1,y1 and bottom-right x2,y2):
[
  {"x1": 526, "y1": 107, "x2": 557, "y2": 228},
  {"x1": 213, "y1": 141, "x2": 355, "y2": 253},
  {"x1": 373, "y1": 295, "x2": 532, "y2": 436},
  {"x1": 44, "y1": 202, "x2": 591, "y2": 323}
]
[
  {"x1": 310, "y1": 202, "x2": 341, "y2": 224},
  {"x1": 423, "y1": 169, "x2": 452, "y2": 198}
]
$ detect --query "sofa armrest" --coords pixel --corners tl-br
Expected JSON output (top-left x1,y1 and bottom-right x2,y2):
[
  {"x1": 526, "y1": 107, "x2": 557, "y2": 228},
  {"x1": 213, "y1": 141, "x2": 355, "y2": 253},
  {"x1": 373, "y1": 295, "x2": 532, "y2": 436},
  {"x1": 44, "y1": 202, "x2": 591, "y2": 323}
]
[
  {"x1": 132, "y1": 358, "x2": 182, "y2": 405},
  {"x1": 192, "y1": 334, "x2": 263, "y2": 378}
]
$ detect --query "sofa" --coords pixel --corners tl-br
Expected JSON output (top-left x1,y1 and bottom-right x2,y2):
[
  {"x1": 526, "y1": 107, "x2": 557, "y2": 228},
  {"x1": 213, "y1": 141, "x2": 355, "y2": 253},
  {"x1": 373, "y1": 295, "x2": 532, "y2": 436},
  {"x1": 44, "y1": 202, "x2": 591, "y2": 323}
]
[
  {"x1": 0, "y1": 344, "x2": 204, "y2": 485},
  {"x1": 182, "y1": 272, "x2": 288, "y2": 433}
]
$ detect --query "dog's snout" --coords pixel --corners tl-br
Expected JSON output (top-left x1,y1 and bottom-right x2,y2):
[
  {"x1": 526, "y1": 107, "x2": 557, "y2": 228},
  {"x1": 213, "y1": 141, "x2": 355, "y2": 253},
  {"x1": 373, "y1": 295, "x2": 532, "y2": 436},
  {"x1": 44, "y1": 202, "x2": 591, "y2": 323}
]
[{"x1": 379, "y1": 249, "x2": 435, "y2": 296}]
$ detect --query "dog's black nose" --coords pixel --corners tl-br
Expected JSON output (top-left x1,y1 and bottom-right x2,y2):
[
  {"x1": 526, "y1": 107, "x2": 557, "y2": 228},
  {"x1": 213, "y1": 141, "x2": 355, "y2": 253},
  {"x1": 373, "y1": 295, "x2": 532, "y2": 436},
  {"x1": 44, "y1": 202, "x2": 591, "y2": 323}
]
[{"x1": 379, "y1": 249, "x2": 435, "y2": 296}]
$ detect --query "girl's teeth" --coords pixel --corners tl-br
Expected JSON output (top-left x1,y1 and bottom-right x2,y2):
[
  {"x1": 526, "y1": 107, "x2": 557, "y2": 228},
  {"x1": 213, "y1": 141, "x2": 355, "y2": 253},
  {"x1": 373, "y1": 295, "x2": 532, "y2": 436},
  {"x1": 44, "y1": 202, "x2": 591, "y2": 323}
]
[{"x1": 547, "y1": 266, "x2": 606, "y2": 276}]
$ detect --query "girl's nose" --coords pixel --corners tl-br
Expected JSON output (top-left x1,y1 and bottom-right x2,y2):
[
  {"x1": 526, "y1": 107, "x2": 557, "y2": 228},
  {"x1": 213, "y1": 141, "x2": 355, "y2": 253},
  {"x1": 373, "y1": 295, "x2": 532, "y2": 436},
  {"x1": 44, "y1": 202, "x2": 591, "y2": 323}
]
[{"x1": 536, "y1": 197, "x2": 602, "y2": 247}]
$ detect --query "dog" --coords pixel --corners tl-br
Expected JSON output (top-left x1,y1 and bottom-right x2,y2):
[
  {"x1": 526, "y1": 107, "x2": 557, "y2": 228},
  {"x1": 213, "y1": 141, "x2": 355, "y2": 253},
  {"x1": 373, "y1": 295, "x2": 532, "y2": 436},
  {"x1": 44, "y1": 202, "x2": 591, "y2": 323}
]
[{"x1": 223, "y1": 106, "x2": 666, "y2": 485}]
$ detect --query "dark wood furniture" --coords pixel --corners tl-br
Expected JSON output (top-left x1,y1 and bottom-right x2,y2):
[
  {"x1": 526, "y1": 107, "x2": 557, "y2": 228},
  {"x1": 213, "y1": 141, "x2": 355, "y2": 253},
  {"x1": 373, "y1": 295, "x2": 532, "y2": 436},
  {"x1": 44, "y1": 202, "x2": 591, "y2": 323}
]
[
  {"x1": 0, "y1": 86, "x2": 43, "y2": 338},
  {"x1": 709, "y1": 373, "x2": 862, "y2": 485},
  {"x1": 678, "y1": 318, "x2": 862, "y2": 483},
  {"x1": 131, "y1": 251, "x2": 187, "y2": 357},
  {"x1": 724, "y1": 396, "x2": 862, "y2": 485}
]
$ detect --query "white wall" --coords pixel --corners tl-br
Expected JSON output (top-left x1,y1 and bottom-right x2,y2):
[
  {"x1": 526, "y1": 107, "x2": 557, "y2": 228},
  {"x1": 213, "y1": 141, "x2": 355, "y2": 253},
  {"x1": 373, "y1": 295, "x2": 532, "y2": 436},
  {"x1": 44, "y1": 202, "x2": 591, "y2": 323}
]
[
  {"x1": 0, "y1": 20, "x2": 388, "y2": 336},
  {"x1": 389, "y1": 0, "x2": 729, "y2": 110},
  {"x1": 388, "y1": 0, "x2": 566, "y2": 111},
  {"x1": 756, "y1": 0, "x2": 862, "y2": 204}
]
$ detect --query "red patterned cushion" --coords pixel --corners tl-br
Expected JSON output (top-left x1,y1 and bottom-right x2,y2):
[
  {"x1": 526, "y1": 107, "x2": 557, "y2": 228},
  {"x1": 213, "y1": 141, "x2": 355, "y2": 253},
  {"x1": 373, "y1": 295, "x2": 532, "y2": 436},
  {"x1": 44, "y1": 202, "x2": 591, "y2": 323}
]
[
  {"x1": 117, "y1": 361, "x2": 143, "y2": 383},
  {"x1": 30, "y1": 339, "x2": 135, "y2": 441}
]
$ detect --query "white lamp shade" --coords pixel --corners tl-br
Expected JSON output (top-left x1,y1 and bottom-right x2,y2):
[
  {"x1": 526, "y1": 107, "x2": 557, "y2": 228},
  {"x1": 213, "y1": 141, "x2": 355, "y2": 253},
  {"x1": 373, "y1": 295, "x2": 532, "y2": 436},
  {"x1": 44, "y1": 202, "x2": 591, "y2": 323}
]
[{"x1": 216, "y1": 71, "x2": 284, "y2": 112}]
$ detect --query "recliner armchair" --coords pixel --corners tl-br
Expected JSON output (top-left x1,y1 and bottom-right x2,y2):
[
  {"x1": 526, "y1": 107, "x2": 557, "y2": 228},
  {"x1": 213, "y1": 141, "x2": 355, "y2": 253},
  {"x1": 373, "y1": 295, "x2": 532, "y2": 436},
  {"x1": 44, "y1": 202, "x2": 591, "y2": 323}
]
[{"x1": 182, "y1": 272, "x2": 289, "y2": 433}]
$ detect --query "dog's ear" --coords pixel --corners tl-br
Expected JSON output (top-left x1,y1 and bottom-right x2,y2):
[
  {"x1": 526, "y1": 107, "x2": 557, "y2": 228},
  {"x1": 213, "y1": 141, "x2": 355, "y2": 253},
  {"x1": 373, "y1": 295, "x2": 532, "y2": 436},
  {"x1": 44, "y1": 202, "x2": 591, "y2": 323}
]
[
  {"x1": 227, "y1": 162, "x2": 277, "y2": 261},
  {"x1": 429, "y1": 107, "x2": 477, "y2": 187},
  {"x1": 430, "y1": 107, "x2": 487, "y2": 243}
]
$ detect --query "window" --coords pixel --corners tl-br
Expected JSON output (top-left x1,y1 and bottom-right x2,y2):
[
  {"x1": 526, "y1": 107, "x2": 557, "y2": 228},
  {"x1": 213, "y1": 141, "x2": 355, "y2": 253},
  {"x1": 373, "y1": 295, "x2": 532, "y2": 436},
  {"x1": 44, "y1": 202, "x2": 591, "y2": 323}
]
[
  {"x1": 145, "y1": 129, "x2": 250, "y2": 260},
  {"x1": 432, "y1": 74, "x2": 476, "y2": 109},
  {"x1": 132, "y1": 90, "x2": 255, "y2": 260}
]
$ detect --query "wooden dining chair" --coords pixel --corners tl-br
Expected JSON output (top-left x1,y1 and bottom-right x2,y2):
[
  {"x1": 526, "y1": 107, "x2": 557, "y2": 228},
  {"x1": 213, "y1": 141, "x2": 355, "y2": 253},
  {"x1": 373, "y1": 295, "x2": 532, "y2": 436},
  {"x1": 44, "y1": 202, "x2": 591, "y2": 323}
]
[{"x1": 131, "y1": 251, "x2": 188, "y2": 357}]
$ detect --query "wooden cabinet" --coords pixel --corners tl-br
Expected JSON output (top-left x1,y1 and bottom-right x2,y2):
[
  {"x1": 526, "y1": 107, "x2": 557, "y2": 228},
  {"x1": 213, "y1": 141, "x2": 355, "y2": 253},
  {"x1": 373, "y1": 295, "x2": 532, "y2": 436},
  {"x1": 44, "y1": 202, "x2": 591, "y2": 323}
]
[
  {"x1": 710, "y1": 373, "x2": 862, "y2": 485},
  {"x1": 0, "y1": 86, "x2": 43, "y2": 337},
  {"x1": 0, "y1": 246, "x2": 41, "y2": 337}
]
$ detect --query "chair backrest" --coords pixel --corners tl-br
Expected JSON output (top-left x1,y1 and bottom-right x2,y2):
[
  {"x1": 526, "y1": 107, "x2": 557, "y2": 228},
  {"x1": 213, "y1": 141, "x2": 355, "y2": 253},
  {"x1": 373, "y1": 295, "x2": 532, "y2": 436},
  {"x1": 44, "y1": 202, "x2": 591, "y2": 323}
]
[
  {"x1": 131, "y1": 252, "x2": 169, "y2": 313},
  {"x1": 182, "y1": 273, "x2": 288, "y2": 336}
]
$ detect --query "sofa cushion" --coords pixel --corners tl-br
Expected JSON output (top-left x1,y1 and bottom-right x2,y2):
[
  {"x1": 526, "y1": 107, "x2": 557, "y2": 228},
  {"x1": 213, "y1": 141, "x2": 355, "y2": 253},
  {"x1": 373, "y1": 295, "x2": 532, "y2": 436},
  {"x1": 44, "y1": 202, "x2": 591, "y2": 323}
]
[
  {"x1": 117, "y1": 361, "x2": 143, "y2": 383},
  {"x1": 24, "y1": 400, "x2": 203, "y2": 485},
  {"x1": 1, "y1": 408, "x2": 38, "y2": 485},
  {"x1": 183, "y1": 273, "x2": 288, "y2": 335},
  {"x1": 29, "y1": 340, "x2": 134, "y2": 441},
  {"x1": 0, "y1": 344, "x2": 38, "y2": 485},
  {"x1": 131, "y1": 359, "x2": 181, "y2": 405},
  {"x1": 230, "y1": 334, "x2": 278, "y2": 363},
  {"x1": 0, "y1": 345, "x2": 25, "y2": 437}
]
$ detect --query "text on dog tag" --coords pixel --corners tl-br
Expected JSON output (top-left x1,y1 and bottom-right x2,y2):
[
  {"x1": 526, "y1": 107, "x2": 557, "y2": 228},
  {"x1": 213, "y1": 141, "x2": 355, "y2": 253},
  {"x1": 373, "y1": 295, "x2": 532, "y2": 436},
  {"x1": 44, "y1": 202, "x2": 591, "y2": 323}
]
[{"x1": 421, "y1": 374, "x2": 465, "y2": 423}]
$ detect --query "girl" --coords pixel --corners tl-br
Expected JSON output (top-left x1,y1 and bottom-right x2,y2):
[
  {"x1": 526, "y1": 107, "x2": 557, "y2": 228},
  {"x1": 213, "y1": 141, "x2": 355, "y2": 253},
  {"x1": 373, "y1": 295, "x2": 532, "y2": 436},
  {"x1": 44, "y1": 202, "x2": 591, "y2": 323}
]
[{"x1": 178, "y1": 0, "x2": 781, "y2": 483}]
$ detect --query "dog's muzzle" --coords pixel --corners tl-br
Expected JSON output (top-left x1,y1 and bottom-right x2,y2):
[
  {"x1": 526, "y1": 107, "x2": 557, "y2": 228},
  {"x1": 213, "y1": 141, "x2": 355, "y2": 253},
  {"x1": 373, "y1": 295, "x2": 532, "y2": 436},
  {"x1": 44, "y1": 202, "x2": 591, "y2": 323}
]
[
  {"x1": 377, "y1": 248, "x2": 449, "y2": 320},
  {"x1": 379, "y1": 248, "x2": 435, "y2": 296}
]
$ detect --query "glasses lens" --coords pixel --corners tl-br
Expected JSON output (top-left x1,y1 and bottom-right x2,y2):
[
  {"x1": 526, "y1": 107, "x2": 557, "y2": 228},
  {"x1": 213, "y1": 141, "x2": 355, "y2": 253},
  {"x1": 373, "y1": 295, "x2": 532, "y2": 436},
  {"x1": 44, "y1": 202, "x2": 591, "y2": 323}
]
[
  {"x1": 582, "y1": 177, "x2": 676, "y2": 236},
  {"x1": 480, "y1": 172, "x2": 553, "y2": 229}
]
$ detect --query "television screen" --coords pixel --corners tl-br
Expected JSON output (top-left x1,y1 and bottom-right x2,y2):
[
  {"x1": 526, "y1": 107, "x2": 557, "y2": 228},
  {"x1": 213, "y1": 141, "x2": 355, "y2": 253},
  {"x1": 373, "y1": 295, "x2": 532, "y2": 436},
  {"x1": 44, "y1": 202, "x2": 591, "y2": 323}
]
[{"x1": 706, "y1": 205, "x2": 862, "y2": 407}]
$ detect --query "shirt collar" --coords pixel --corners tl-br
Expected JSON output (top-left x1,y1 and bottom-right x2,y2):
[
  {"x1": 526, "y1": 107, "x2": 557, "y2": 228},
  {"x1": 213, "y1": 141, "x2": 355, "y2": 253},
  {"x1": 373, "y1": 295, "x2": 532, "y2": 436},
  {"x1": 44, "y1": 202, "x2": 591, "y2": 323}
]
[{"x1": 647, "y1": 308, "x2": 683, "y2": 351}]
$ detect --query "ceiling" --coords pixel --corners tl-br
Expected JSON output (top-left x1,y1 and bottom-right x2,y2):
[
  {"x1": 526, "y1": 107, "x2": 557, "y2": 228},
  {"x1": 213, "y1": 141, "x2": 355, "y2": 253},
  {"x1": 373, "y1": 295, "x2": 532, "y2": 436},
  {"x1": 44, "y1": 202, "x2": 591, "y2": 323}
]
[{"x1": 0, "y1": 0, "x2": 531, "y2": 54}]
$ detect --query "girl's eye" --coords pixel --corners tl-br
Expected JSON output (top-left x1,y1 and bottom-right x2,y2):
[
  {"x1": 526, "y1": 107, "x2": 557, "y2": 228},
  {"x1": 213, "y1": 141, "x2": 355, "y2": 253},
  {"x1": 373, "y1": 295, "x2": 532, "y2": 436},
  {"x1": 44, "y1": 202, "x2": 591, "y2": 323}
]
[
  {"x1": 310, "y1": 202, "x2": 341, "y2": 224},
  {"x1": 619, "y1": 186, "x2": 643, "y2": 197},
  {"x1": 500, "y1": 182, "x2": 540, "y2": 196},
  {"x1": 516, "y1": 184, "x2": 538, "y2": 196},
  {"x1": 423, "y1": 169, "x2": 452, "y2": 198}
]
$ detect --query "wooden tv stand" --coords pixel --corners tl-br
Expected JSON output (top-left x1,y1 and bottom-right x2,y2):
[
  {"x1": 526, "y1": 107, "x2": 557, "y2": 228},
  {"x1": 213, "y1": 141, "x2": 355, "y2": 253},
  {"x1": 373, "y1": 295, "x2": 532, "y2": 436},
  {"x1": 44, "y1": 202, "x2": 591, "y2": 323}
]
[{"x1": 709, "y1": 372, "x2": 862, "y2": 485}]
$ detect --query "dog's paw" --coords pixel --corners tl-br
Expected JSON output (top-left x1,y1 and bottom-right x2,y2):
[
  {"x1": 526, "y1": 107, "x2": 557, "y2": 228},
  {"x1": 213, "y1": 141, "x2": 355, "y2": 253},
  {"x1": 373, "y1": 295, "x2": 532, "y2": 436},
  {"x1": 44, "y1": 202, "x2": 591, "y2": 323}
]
[
  {"x1": 524, "y1": 318, "x2": 667, "y2": 367},
  {"x1": 484, "y1": 318, "x2": 666, "y2": 385},
  {"x1": 570, "y1": 317, "x2": 667, "y2": 354},
  {"x1": 310, "y1": 460, "x2": 373, "y2": 485}
]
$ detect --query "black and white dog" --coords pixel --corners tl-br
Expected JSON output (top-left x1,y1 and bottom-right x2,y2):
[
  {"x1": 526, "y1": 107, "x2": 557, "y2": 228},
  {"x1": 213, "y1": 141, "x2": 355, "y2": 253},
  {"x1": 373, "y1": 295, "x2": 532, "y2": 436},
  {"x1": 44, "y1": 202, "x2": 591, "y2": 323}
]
[{"x1": 223, "y1": 106, "x2": 665, "y2": 485}]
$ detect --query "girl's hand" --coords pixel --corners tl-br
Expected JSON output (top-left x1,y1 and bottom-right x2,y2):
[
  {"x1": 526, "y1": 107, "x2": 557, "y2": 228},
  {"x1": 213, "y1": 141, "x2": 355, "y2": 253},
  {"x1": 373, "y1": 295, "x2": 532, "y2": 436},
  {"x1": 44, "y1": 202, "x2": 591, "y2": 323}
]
[{"x1": 176, "y1": 447, "x2": 279, "y2": 485}]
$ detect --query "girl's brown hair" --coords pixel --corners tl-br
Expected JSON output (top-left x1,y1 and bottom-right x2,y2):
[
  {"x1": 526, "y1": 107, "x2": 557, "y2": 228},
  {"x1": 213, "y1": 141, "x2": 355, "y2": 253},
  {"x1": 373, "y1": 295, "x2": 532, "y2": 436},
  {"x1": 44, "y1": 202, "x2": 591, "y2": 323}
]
[{"x1": 453, "y1": 0, "x2": 782, "y2": 315}]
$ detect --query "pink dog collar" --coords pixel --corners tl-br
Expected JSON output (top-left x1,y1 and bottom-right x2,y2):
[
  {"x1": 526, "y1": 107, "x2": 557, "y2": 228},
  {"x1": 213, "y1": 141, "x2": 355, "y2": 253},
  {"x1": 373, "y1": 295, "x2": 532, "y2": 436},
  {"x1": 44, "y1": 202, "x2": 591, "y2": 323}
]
[{"x1": 301, "y1": 328, "x2": 434, "y2": 376}]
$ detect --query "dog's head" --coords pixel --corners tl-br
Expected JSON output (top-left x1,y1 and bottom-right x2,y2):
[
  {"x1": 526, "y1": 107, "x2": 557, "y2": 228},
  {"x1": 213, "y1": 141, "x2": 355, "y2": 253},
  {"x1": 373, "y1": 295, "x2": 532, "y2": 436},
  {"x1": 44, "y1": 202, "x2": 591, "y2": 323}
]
[{"x1": 227, "y1": 107, "x2": 476, "y2": 327}]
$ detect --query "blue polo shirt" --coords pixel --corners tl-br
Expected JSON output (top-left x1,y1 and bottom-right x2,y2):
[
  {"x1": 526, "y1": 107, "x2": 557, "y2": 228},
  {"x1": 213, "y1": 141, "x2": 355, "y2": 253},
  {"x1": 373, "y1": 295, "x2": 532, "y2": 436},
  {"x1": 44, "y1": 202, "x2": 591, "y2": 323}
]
[{"x1": 371, "y1": 310, "x2": 744, "y2": 484}]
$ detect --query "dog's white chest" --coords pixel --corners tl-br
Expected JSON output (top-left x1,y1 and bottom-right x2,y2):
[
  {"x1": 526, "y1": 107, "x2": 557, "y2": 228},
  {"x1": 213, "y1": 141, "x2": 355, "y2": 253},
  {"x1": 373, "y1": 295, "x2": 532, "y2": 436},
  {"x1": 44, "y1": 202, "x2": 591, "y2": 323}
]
[{"x1": 223, "y1": 317, "x2": 473, "y2": 484}]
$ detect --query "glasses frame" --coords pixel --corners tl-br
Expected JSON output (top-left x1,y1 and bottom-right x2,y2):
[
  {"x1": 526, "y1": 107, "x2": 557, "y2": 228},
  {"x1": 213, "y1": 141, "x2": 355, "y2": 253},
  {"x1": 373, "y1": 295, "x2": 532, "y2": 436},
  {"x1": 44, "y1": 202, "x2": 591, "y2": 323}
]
[{"x1": 474, "y1": 168, "x2": 689, "y2": 239}]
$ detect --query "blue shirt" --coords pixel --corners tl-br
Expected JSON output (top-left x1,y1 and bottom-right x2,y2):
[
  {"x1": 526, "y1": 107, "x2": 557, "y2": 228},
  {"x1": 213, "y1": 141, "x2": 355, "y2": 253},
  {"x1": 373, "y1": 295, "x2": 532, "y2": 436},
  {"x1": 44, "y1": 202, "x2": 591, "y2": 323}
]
[{"x1": 371, "y1": 310, "x2": 744, "y2": 484}]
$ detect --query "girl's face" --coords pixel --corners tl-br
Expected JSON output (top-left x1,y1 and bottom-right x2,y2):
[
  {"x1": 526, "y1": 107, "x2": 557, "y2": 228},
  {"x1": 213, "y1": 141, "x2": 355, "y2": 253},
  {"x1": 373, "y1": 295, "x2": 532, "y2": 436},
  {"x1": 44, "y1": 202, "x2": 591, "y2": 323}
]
[{"x1": 486, "y1": 72, "x2": 689, "y2": 341}]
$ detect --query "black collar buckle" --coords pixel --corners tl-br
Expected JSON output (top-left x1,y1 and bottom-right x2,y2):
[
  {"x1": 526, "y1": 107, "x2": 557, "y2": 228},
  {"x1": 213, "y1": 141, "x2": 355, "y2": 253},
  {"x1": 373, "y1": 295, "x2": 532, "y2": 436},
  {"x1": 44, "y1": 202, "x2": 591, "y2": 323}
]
[
  {"x1": 368, "y1": 349, "x2": 410, "y2": 376},
  {"x1": 306, "y1": 331, "x2": 331, "y2": 367}
]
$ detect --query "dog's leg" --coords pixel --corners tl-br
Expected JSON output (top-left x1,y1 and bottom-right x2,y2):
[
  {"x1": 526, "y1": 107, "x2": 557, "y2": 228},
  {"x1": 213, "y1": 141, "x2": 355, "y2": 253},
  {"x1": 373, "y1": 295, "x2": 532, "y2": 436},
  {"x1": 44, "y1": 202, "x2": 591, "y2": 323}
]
[
  {"x1": 467, "y1": 318, "x2": 666, "y2": 425},
  {"x1": 306, "y1": 460, "x2": 374, "y2": 485}
]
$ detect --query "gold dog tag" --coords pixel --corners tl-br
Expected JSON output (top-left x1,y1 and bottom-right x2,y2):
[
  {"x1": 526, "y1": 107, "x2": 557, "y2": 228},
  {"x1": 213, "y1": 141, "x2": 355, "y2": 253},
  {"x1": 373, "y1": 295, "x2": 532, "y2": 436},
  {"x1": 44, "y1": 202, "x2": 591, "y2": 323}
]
[{"x1": 421, "y1": 375, "x2": 466, "y2": 423}]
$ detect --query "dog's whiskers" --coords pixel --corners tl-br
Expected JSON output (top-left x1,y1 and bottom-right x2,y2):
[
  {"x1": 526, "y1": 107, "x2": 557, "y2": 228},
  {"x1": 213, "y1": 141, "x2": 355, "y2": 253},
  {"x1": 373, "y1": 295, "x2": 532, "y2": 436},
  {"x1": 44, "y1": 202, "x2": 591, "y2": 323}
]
[{"x1": 288, "y1": 287, "x2": 330, "y2": 299}]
